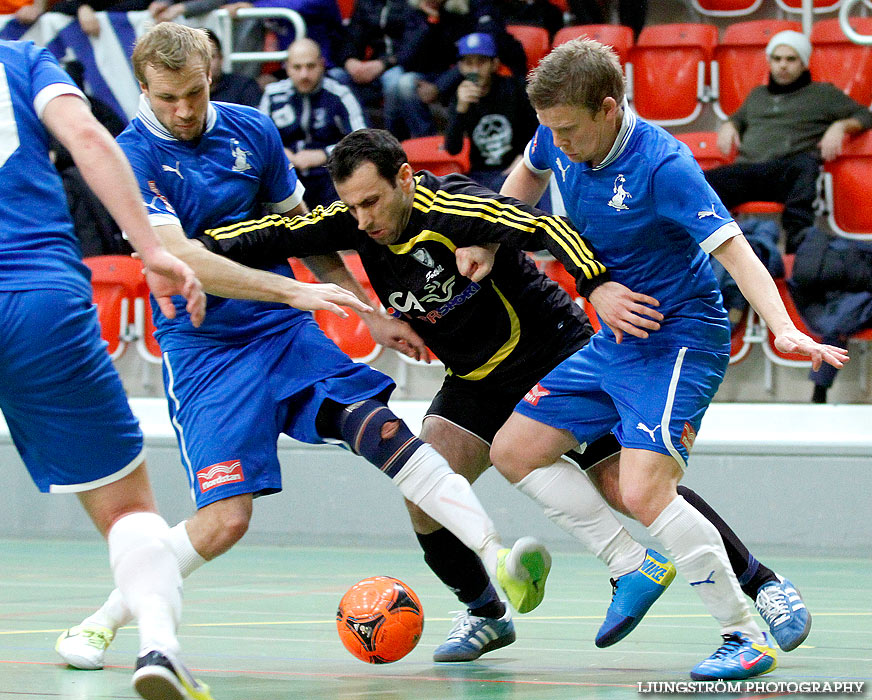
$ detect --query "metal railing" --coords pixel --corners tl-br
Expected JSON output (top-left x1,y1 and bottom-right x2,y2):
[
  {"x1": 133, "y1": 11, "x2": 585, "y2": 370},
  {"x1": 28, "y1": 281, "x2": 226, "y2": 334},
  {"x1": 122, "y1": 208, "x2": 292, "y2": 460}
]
[
  {"x1": 211, "y1": 7, "x2": 306, "y2": 70},
  {"x1": 839, "y1": 0, "x2": 872, "y2": 44}
]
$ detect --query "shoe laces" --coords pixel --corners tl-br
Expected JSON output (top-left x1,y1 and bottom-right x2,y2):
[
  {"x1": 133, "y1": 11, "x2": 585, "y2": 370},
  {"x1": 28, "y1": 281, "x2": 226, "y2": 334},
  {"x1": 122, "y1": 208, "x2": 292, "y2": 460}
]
[
  {"x1": 710, "y1": 633, "x2": 744, "y2": 659},
  {"x1": 607, "y1": 577, "x2": 619, "y2": 602},
  {"x1": 79, "y1": 627, "x2": 113, "y2": 649},
  {"x1": 443, "y1": 611, "x2": 475, "y2": 642},
  {"x1": 756, "y1": 585, "x2": 791, "y2": 627}
]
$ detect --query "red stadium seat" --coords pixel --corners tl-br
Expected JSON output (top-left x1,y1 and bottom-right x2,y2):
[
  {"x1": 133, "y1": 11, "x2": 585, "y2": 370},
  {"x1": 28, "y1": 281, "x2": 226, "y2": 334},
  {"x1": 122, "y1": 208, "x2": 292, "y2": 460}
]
[
  {"x1": 712, "y1": 20, "x2": 801, "y2": 119},
  {"x1": 690, "y1": 0, "x2": 763, "y2": 17},
  {"x1": 540, "y1": 258, "x2": 578, "y2": 299},
  {"x1": 673, "y1": 133, "x2": 786, "y2": 216},
  {"x1": 823, "y1": 130, "x2": 872, "y2": 240},
  {"x1": 674, "y1": 131, "x2": 733, "y2": 170},
  {"x1": 336, "y1": 0, "x2": 355, "y2": 21},
  {"x1": 402, "y1": 136, "x2": 470, "y2": 176},
  {"x1": 134, "y1": 295, "x2": 163, "y2": 365},
  {"x1": 810, "y1": 18, "x2": 872, "y2": 106},
  {"x1": 627, "y1": 24, "x2": 718, "y2": 126},
  {"x1": 732, "y1": 201, "x2": 785, "y2": 215},
  {"x1": 729, "y1": 307, "x2": 757, "y2": 365},
  {"x1": 553, "y1": 25, "x2": 634, "y2": 64},
  {"x1": 289, "y1": 257, "x2": 317, "y2": 283},
  {"x1": 581, "y1": 297, "x2": 601, "y2": 333},
  {"x1": 546, "y1": 0, "x2": 569, "y2": 13},
  {"x1": 83, "y1": 255, "x2": 143, "y2": 360},
  {"x1": 506, "y1": 25, "x2": 551, "y2": 73},
  {"x1": 762, "y1": 276, "x2": 819, "y2": 368},
  {"x1": 313, "y1": 253, "x2": 381, "y2": 363},
  {"x1": 775, "y1": 0, "x2": 841, "y2": 13}
]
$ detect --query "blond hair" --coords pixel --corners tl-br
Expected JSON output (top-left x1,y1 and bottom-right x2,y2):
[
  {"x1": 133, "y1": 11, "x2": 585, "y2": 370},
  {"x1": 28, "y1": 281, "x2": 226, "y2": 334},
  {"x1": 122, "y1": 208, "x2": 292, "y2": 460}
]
[
  {"x1": 132, "y1": 23, "x2": 212, "y2": 86},
  {"x1": 527, "y1": 38, "x2": 625, "y2": 115}
]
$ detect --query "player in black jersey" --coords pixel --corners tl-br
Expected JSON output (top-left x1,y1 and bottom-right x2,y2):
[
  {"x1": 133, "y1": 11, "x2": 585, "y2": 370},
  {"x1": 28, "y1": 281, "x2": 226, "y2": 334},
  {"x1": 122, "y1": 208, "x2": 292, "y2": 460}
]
[{"x1": 198, "y1": 129, "x2": 810, "y2": 661}]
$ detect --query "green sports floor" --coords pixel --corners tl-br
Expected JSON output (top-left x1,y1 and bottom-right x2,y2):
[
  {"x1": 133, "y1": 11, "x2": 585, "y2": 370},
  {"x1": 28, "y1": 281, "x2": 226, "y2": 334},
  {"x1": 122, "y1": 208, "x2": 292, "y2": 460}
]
[{"x1": 1, "y1": 540, "x2": 869, "y2": 700}]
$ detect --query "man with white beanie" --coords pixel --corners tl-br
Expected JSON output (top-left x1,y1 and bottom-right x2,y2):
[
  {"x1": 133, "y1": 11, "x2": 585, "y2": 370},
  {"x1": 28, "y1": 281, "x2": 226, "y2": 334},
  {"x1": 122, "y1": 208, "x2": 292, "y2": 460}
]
[{"x1": 705, "y1": 29, "x2": 872, "y2": 253}]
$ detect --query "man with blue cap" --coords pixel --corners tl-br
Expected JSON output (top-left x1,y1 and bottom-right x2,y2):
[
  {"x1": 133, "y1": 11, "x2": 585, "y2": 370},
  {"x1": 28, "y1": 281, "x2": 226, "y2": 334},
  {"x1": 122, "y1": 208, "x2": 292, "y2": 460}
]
[
  {"x1": 445, "y1": 32, "x2": 539, "y2": 193},
  {"x1": 705, "y1": 29, "x2": 872, "y2": 253}
]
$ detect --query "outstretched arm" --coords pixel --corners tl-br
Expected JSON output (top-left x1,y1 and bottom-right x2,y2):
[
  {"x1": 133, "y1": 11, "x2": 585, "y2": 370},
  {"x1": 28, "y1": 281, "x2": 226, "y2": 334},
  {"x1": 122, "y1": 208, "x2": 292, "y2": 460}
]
[
  {"x1": 712, "y1": 235, "x2": 849, "y2": 370},
  {"x1": 42, "y1": 94, "x2": 206, "y2": 327}
]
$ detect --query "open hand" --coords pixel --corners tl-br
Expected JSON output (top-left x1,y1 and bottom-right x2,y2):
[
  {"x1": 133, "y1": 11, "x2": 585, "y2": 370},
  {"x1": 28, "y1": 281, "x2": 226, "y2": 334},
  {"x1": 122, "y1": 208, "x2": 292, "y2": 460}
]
[
  {"x1": 588, "y1": 281, "x2": 662, "y2": 343},
  {"x1": 774, "y1": 329, "x2": 849, "y2": 371},
  {"x1": 140, "y1": 248, "x2": 207, "y2": 327}
]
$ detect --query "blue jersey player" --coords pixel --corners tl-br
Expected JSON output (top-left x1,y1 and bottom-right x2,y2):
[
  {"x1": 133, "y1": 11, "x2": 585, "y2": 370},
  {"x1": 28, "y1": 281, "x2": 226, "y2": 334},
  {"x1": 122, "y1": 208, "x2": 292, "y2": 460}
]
[
  {"x1": 0, "y1": 39, "x2": 214, "y2": 700},
  {"x1": 56, "y1": 23, "x2": 549, "y2": 672},
  {"x1": 492, "y1": 39, "x2": 848, "y2": 680}
]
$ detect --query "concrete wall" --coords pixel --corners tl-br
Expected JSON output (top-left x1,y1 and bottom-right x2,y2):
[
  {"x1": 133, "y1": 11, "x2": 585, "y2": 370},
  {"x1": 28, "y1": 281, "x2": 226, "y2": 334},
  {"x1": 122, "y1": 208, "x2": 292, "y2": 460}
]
[{"x1": 2, "y1": 401, "x2": 870, "y2": 556}]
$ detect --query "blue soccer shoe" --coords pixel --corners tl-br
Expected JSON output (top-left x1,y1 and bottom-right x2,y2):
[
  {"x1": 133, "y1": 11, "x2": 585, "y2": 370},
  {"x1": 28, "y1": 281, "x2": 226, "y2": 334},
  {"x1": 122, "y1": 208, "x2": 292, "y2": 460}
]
[
  {"x1": 433, "y1": 608, "x2": 516, "y2": 662},
  {"x1": 690, "y1": 631, "x2": 777, "y2": 680},
  {"x1": 755, "y1": 575, "x2": 811, "y2": 652},
  {"x1": 595, "y1": 548, "x2": 676, "y2": 648}
]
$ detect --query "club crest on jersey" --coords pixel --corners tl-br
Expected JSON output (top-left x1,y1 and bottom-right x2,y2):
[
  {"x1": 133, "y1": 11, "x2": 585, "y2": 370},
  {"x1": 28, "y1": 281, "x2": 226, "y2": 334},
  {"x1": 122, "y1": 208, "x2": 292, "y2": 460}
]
[
  {"x1": 681, "y1": 422, "x2": 697, "y2": 453},
  {"x1": 608, "y1": 174, "x2": 631, "y2": 210},
  {"x1": 411, "y1": 247, "x2": 435, "y2": 268},
  {"x1": 196, "y1": 460, "x2": 244, "y2": 492},
  {"x1": 523, "y1": 383, "x2": 550, "y2": 405},
  {"x1": 231, "y1": 139, "x2": 252, "y2": 172},
  {"x1": 555, "y1": 157, "x2": 571, "y2": 182},
  {"x1": 146, "y1": 181, "x2": 176, "y2": 214}
]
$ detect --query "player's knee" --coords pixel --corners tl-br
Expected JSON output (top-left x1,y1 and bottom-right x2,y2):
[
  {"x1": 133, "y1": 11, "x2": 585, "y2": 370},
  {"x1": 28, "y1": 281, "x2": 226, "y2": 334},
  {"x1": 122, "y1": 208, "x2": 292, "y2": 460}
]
[
  {"x1": 381, "y1": 419, "x2": 400, "y2": 440},
  {"x1": 195, "y1": 507, "x2": 250, "y2": 558},
  {"x1": 489, "y1": 437, "x2": 531, "y2": 484},
  {"x1": 619, "y1": 484, "x2": 670, "y2": 526}
]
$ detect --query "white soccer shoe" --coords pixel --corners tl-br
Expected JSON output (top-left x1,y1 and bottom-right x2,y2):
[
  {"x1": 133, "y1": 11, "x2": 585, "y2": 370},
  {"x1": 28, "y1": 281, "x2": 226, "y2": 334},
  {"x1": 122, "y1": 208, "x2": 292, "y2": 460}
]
[{"x1": 55, "y1": 623, "x2": 114, "y2": 670}]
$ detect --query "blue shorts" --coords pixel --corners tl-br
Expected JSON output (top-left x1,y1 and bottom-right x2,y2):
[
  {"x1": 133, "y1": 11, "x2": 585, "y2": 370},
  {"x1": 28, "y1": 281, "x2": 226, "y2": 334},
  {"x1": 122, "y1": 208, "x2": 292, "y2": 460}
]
[
  {"x1": 162, "y1": 316, "x2": 395, "y2": 508},
  {"x1": 0, "y1": 290, "x2": 144, "y2": 493},
  {"x1": 514, "y1": 334, "x2": 728, "y2": 467}
]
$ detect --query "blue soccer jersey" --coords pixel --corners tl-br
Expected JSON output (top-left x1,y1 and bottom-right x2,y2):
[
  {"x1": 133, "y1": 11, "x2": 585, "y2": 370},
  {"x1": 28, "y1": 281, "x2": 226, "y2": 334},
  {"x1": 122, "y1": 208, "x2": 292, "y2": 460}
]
[
  {"x1": 0, "y1": 40, "x2": 90, "y2": 298},
  {"x1": 525, "y1": 107, "x2": 738, "y2": 352},
  {"x1": 118, "y1": 97, "x2": 307, "y2": 350}
]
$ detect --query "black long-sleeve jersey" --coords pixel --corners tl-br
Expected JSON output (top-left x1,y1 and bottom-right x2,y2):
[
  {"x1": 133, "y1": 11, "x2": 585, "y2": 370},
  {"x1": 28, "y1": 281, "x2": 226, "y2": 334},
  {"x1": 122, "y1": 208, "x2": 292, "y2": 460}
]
[{"x1": 199, "y1": 171, "x2": 609, "y2": 382}]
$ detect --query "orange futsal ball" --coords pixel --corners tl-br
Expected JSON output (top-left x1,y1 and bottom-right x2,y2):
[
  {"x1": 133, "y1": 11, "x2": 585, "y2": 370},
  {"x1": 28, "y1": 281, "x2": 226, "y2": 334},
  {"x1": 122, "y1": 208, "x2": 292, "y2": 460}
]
[{"x1": 336, "y1": 576, "x2": 424, "y2": 663}]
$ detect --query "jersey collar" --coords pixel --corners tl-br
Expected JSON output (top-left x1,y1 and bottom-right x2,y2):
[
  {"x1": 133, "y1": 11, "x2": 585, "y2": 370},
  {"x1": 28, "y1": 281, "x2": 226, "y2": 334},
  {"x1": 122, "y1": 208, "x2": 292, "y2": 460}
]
[
  {"x1": 136, "y1": 94, "x2": 218, "y2": 142},
  {"x1": 592, "y1": 98, "x2": 636, "y2": 170}
]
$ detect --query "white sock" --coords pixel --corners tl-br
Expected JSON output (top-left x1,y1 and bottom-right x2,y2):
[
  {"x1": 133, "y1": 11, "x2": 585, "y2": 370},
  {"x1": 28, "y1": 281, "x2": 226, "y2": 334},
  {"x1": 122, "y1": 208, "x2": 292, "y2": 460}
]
[
  {"x1": 648, "y1": 496, "x2": 763, "y2": 643},
  {"x1": 515, "y1": 461, "x2": 645, "y2": 578},
  {"x1": 88, "y1": 521, "x2": 205, "y2": 633},
  {"x1": 393, "y1": 444, "x2": 503, "y2": 576},
  {"x1": 107, "y1": 512, "x2": 182, "y2": 656}
]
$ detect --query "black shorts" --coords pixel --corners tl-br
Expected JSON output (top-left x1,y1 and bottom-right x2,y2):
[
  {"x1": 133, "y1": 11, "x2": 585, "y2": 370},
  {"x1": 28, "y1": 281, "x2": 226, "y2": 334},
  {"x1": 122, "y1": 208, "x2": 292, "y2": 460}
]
[{"x1": 425, "y1": 339, "x2": 621, "y2": 470}]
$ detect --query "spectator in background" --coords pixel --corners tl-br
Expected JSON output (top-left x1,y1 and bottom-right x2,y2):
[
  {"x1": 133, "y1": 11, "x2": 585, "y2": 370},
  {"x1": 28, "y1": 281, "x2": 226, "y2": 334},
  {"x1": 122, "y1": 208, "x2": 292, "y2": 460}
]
[
  {"x1": 260, "y1": 37, "x2": 366, "y2": 206},
  {"x1": 705, "y1": 30, "x2": 872, "y2": 254},
  {"x1": 204, "y1": 29, "x2": 263, "y2": 106},
  {"x1": 384, "y1": 0, "x2": 526, "y2": 139},
  {"x1": 499, "y1": 0, "x2": 563, "y2": 40},
  {"x1": 339, "y1": 0, "x2": 411, "y2": 122},
  {"x1": 789, "y1": 228, "x2": 872, "y2": 403},
  {"x1": 445, "y1": 33, "x2": 537, "y2": 193}
]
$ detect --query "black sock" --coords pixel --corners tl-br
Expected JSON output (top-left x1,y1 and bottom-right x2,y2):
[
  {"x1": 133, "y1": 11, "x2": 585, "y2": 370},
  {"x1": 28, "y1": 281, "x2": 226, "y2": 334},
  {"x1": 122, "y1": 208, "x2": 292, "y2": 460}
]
[
  {"x1": 677, "y1": 485, "x2": 778, "y2": 599},
  {"x1": 416, "y1": 528, "x2": 505, "y2": 618},
  {"x1": 812, "y1": 385, "x2": 828, "y2": 403}
]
